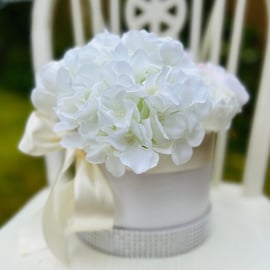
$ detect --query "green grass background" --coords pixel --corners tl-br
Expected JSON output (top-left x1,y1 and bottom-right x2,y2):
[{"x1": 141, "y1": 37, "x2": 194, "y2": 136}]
[{"x1": 0, "y1": 91, "x2": 46, "y2": 224}]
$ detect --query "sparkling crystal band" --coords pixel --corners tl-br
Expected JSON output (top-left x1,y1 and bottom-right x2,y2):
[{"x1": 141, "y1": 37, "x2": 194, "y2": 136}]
[{"x1": 77, "y1": 206, "x2": 211, "y2": 258}]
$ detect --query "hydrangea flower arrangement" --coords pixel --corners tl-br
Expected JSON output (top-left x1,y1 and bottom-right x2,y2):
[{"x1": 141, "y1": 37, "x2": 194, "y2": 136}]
[{"x1": 20, "y1": 30, "x2": 249, "y2": 177}]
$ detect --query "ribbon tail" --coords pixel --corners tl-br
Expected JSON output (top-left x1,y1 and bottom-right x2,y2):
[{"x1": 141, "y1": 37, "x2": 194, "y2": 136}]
[
  {"x1": 67, "y1": 158, "x2": 115, "y2": 232},
  {"x1": 42, "y1": 149, "x2": 75, "y2": 265},
  {"x1": 42, "y1": 150, "x2": 115, "y2": 265}
]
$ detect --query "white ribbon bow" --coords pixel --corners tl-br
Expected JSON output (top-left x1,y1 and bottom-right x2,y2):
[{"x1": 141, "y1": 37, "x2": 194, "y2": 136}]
[{"x1": 19, "y1": 111, "x2": 115, "y2": 264}]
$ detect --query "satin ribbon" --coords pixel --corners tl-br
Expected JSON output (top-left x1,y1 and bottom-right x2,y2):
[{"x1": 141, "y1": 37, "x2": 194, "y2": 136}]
[{"x1": 19, "y1": 111, "x2": 115, "y2": 265}]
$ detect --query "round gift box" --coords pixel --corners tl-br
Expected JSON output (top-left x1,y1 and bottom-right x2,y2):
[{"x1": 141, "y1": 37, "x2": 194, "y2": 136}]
[{"x1": 78, "y1": 134, "x2": 214, "y2": 258}]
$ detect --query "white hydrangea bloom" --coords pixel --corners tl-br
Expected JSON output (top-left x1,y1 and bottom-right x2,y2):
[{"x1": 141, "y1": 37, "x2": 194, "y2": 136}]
[
  {"x1": 30, "y1": 30, "x2": 248, "y2": 177},
  {"x1": 198, "y1": 63, "x2": 249, "y2": 131}
]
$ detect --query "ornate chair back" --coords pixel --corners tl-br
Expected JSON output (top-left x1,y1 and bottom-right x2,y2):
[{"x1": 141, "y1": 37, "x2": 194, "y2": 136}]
[{"x1": 31, "y1": 0, "x2": 270, "y2": 196}]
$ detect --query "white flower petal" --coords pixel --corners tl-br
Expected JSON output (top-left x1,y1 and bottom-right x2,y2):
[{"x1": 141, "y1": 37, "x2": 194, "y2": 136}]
[
  {"x1": 105, "y1": 154, "x2": 125, "y2": 177},
  {"x1": 113, "y1": 61, "x2": 134, "y2": 79},
  {"x1": 122, "y1": 30, "x2": 146, "y2": 51},
  {"x1": 31, "y1": 87, "x2": 56, "y2": 117},
  {"x1": 172, "y1": 140, "x2": 193, "y2": 165},
  {"x1": 160, "y1": 40, "x2": 183, "y2": 66},
  {"x1": 187, "y1": 128, "x2": 205, "y2": 147},
  {"x1": 225, "y1": 73, "x2": 249, "y2": 105},
  {"x1": 163, "y1": 112, "x2": 186, "y2": 139},
  {"x1": 130, "y1": 49, "x2": 156, "y2": 83},
  {"x1": 113, "y1": 42, "x2": 128, "y2": 60},
  {"x1": 36, "y1": 61, "x2": 61, "y2": 92},
  {"x1": 199, "y1": 62, "x2": 249, "y2": 131},
  {"x1": 150, "y1": 114, "x2": 169, "y2": 140},
  {"x1": 108, "y1": 129, "x2": 128, "y2": 151},
  {"x1": 61, "y1": 133, "x2": 83, "y2": 149},
  {"x1": 86, "y1": 145, "x2": 109, "y2": 164},
  {"x1": 90, "y1": 30, "x2": 120, "y2": 49},
  {"x1": 120, "y1": 147, "x2": 159, "y2": 174},
  {"x1": 54, "y1": 120, "x2": 78, "y2": 132},
  {"x1": 56, "y1": 68, "x2": 73, "y2": 96}
]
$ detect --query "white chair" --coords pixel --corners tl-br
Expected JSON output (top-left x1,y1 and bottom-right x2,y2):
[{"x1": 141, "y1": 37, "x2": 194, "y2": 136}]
[{"x1": 0, "y1": 0, "x2": 270, "y2": 269}]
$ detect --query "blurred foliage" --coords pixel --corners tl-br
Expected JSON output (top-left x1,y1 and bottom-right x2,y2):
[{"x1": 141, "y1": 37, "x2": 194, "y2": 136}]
[
  {"x1": 0, "y1": 2, "x2": 33, "y2": 96},
  {"x1": 0, "y1": 1, "x2": 269, "y2": 227},
  {"x1": 0, "y1": 91, "x2": 46, "y2": 225},
  {"x1": 0, "y1": 2, "x2": 45, "y2": 226}
]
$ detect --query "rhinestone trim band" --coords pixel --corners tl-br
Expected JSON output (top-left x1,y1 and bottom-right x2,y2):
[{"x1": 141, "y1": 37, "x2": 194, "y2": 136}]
[{"x1": 77, "y1": 206, "x2": 211, "y2": 258}]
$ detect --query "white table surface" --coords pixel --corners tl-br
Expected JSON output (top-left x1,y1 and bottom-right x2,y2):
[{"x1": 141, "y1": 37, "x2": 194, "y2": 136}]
[{"x1": 1, "y1": 183, "x2": 270, "y2": 270}]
